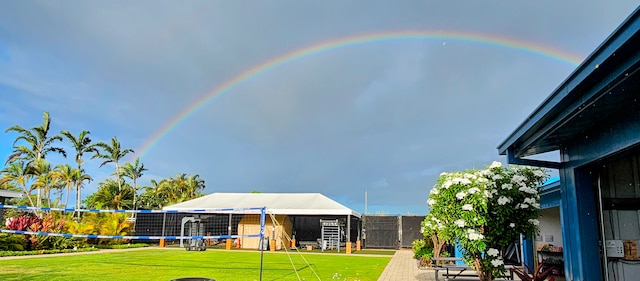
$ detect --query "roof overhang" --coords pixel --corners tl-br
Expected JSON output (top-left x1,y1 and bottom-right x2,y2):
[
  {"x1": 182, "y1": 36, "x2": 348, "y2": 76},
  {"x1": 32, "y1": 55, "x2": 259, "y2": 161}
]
[
  {"x1": 498, "y1": 7, "x2": 640, "y2": 166},
  {"x1": 0, "y1": 190, "x2": 23, "y2": 199}
]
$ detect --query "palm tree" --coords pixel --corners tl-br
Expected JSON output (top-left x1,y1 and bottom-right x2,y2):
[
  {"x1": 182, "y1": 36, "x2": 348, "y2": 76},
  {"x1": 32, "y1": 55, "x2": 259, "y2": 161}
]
[
  {"x1": 90, "y1": 179, "x2": 134, "y2": 210},
  {"x1": 138, "y1": 179, "x2": 166, "y2": 209},
  {"x1": 5, "y1": 112, "x2": 66, "y2": 164},
  {"x1": 5, "y1": 112, "x2": 66, "y2": 207},
  {"x1": 52, "y1": 164, "x2": 76, "y2": 208},
  {"x1": 61, "y1": 130, "x2": 97, "y2": 210},
  {"x1": 120, "y1": 157, "x2": 147, "y2": 211},
  {"x1": 184, "y1": 174, "x2": 205, "y2": 200},
  {"x1": 30, "y1": 159, "x2": 60, "y2": 208},
  {"x1": 0, "y1": 161, "x2": 36, "y2": 207},
  {"x1": 93, "y1": 137, "x2": 134, "y2": 192}
]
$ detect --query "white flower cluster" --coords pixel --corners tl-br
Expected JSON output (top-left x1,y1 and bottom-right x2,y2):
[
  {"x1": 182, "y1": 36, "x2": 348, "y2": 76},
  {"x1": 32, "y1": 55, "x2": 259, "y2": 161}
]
[
  {"x1": 456, "y1": 191, "x2": 466, "y2": 200},
  {"x1": 501, "y1": 183, "x2": 512, "y2": 190},
  {"x1": 528, "y1": 219, "x2": 540, "y2": 226},
  {"x1": 462, "y1": 204, "x2": 474, "y2": 211},
  {"x1": 478, "y1": 169, "x2": 493, "y2": 177},
  {"x1": 518, "y1": 185, "x2": 538, "y2": 195},
  {"x1": 533, "y1": 170, "x2": 546, "y2": 177},
  {"x1": 424, "y1": 217, "x2": 445, "y2": 230},
  {"x1": 490, "y1": 161, "x2": 502, "y2": 169},
  {"x1": 487, "y1": 248, "x2": 500, "y2": 257},
  {"x1": 490, "y1": 258, "x2": 504, "y2": 267},
  {"x1": 427, "y1": 198, "x2": 436, "y2": 206},
  {"x1": 484, "y1": 189, "x2": 497, "y2": 198},
  {"x1": 509, "y1": 223, "x2": 515, "y2": 228},
  {"x1": 497, "y1": 196, "x2": 511, "y2": 205},
  {"x1": 5, "y1": 217, "x2": 13, "y2": 228},
  {"x1": 467, "y1": 229, "x2": 484, "y2": 240},
  {"x1": 442, "y1": 180, "x2": 453, "y2": 189},
  {"x1": 511, "y1": 174, "x2": 526, "y2": 184},
  {"x1": 455, "y1": 219, "x2": 466, "y2": 227},
  {"x1": 522, "y1": 197, "x2": 540, "y2": 209},
  {"x1": 453, "y1": 177, "x2": 472, "y2": 185}
]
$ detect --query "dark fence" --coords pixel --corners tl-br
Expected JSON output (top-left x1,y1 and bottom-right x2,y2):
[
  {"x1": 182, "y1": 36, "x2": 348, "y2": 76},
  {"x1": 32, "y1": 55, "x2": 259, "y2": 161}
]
[
  {"x1": 363, "y1": 215, "x2": 425, "y2": 249},
  {"x1": 401, "y1": 216, "x2": 425, "y2": 248},
  {"x1": 364, "y1": 215, "x2": 399, "y2": 249}
]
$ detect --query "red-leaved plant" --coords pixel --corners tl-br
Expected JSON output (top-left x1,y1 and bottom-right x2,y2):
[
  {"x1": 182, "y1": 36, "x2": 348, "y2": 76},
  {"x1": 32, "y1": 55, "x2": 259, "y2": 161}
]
[
  {"x1": 510, "y1": 260, "x2": 556, "y2": 281},
  {"x1": 5, "y1": 215, "x2": 41, "y2": 231}
]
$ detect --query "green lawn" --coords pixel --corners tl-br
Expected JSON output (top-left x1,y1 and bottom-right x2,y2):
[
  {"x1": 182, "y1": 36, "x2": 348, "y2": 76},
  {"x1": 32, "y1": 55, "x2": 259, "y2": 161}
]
[{"x1": 0, "y1": 248, "x2": 392, "y2": 281}]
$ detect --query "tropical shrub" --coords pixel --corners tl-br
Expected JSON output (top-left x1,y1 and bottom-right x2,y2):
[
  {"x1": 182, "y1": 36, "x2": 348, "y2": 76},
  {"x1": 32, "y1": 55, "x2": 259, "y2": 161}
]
[
  {"x1": 425, "y1": 161, "x2": 548, "y2": 281},
  {"x1": 412, "y1": 239, "x2": 432, "y2": 258},
  {"x1": 5, "y1": 214, "x2": 41, "y2": 231},
  {"x1": 0, "y1": 233, "x2": 26, "y2": 251},
  {"x1": 6, "y1": 213, "x2": 80, "y2": 250},
  {"x1": 412, "y1": 239, "x2": 434, "y2": 267}
]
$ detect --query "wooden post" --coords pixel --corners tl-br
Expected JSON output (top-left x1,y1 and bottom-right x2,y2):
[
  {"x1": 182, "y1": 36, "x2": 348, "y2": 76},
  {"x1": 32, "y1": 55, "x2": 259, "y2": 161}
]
[
  {"x1": 356, "y1": 240, "x2": 361, "y2": 251},
  {"x1": 346, "y1": 242, "x2": 352, "y2": 254},
  {"x1": 226, "y1": 238, "x2": 232, "y2": 250},
  {"x1": 159, "y1": 238, "x2": 165, "y2": 248}
]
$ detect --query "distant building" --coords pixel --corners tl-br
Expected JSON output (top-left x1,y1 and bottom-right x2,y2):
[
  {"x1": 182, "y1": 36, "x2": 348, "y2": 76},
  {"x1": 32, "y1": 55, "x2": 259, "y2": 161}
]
[{"x1": 0, "y1": 189, "x2": 23, "y2": 222}]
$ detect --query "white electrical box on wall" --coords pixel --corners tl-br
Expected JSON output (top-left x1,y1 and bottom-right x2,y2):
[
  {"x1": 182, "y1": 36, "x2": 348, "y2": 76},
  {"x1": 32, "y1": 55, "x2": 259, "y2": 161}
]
[{"x1": 606, "y1": 240, "x2": 624, "y2": 258}]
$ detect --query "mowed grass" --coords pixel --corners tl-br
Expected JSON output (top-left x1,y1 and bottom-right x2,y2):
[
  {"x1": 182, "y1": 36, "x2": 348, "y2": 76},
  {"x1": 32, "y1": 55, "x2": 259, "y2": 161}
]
[{"x1": 0, "y1": 248, "x2": 392, "y2": 281}]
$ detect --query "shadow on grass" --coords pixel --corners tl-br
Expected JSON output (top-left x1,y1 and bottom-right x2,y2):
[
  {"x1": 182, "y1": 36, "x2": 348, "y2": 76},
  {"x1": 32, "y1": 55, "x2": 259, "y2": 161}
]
[{"x1": 267, "y1": 264, "x2": 317, "y2": 281}]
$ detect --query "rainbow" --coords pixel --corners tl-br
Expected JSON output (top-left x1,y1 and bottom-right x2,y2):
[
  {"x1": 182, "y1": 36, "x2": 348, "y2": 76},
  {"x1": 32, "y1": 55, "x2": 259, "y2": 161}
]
[{"x1": 132, "y1": 30, "x2": 584, "y2": 160}]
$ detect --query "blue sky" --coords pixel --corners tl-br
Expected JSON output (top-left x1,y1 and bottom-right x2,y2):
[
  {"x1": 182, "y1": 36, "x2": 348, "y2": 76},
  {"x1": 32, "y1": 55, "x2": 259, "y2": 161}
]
[{"x1": 1, "y1": 1, "x2": 639, "y2": 215}]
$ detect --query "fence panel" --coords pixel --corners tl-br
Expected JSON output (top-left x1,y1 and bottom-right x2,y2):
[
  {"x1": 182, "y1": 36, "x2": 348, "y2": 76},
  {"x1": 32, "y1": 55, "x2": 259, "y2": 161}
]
[{"x1": 364, "y1": 215, "x2": 399, "y2": 249}]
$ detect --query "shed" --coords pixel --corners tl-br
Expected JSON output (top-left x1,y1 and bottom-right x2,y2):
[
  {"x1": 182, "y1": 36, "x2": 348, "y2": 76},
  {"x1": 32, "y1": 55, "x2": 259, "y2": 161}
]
[
  {"x1": 498, "y1": 6, "x2": 640, "y2": 281},
  {"x1": 238, "y1": 214, "x2": 292, "y2": 250},
  {"x1": 0, "y1": 190, "x2": 23, "y2": 224}
]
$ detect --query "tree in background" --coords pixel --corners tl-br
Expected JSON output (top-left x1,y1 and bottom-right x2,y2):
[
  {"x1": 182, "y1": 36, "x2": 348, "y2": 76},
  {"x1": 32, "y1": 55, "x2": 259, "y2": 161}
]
[
  {"x1": 425, "y1": 161, "x2": 548, "y2": 281},
  {"x1": 85, "y1": 178, "x2": 134, "y2": 210},
  {"x1": 5, "y1": 112, "x2": 66, "y2": 207},
  {"x1": 0, "y1": 161, "x2": 36, "y2": 207},
  {"x1": 61, "y1": 130, "x2": 97, "y2": 211},
  {"x1": 137, "y1": 174, "x2": 205, "y2": 209},
  {"x1": 93, "y1": 137, "x2": 134, "y2": 192},
  {"x1": 120, "y1": 157, "x2": 147, "y2": 211},
  {"x1": 2, "y1": 112, "x2": 207, "y2": 213}
]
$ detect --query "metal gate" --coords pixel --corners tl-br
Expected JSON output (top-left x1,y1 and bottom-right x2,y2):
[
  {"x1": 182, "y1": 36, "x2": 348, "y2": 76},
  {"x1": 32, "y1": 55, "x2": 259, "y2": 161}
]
[
  {"x1": 401, "y1": 216, "x2": 425, "y2": 248},
  {"x1": 364, "y1": 215, "x2": 399, "y2": 249}
]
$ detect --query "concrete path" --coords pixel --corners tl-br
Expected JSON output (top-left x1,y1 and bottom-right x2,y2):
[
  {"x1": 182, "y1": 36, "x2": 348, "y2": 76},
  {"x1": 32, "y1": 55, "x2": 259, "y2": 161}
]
[{"x1": 378, "y1": 249, "x2": 436, "y2": 281}]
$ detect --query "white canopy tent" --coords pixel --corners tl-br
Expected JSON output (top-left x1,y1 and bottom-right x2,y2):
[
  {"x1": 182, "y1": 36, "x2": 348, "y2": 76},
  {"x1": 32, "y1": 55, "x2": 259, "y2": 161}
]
[
  {"x1": 163, "y1": 193, "x2": 362, "y2": 250},
  {"x1": 163, "y1": 192, "x2": 361, "y2": 218}
]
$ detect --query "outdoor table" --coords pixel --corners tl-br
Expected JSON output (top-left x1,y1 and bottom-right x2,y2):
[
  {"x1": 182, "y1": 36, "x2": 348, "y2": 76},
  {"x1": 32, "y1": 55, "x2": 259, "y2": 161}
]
[{"x1": 432, "y1": 257, "x2": 477, "y2": 281}]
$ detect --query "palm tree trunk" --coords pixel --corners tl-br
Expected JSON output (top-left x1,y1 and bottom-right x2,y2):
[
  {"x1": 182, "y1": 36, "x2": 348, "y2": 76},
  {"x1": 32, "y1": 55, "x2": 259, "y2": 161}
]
[
  {"x1": 76, "y1": 183, "x2": 82, "y2": 219},
  {"x1": 36, "y1": 188, "x2": 41, "y2": 208},
  {"x1": 64, "y1": 184, "x2": 70, "y2": 208},
  {"x1": 115, "y1": 162, "x2": 121, "y2": 191},
  {"x1": 21, "y1": 183, "x2": 37, "y2": 208}
]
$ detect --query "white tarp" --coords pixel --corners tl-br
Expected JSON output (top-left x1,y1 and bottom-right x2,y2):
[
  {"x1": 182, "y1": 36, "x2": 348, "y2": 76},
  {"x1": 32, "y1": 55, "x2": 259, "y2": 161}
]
[{"x1": 163, "y1": 193, "x2": 361, "y2": 218}]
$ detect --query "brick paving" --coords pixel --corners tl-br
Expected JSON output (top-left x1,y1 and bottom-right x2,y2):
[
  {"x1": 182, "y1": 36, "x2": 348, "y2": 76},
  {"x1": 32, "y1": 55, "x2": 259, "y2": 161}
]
[{"x1": 378, "y1": 249, "x2": 436, "y2": 281}]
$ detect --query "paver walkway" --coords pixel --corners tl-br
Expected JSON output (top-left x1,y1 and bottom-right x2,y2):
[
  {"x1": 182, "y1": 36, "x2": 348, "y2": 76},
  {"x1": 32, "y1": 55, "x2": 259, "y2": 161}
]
[{"x1": 378, "y1": 249, "x2": 436, "y2": 281}]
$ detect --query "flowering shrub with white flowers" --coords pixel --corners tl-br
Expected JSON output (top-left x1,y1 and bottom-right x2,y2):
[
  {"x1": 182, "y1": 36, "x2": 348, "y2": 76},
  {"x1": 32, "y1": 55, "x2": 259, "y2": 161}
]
[{"x1": 423, "y1": 161, "x2": 548, "y2": 281}]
